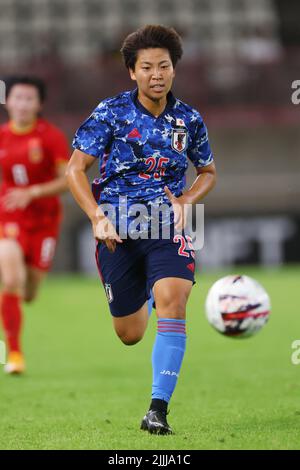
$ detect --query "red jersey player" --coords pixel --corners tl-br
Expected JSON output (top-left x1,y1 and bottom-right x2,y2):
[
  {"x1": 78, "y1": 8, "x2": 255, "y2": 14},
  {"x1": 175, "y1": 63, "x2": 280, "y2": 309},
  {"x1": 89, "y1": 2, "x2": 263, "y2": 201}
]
[{"x1": 0, "y1": 76, "x2": 69, "y2": 374}]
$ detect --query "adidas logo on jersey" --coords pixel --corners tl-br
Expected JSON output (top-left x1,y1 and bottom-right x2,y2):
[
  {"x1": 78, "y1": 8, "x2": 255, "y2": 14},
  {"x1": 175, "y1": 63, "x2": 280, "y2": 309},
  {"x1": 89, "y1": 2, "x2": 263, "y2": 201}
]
[{"x1": 128, "y1": 128, "x2": 141, "y2": 139}]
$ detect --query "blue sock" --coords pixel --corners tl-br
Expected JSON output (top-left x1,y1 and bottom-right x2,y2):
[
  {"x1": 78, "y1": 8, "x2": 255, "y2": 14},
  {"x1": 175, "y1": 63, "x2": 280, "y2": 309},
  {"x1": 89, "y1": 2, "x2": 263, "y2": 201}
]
[
  {"x1": 147, "y1": 289, "x2": 154, "y2": 317},
  {"x1": 151, "y1": 318, "x2": 186, "y2": 404}
]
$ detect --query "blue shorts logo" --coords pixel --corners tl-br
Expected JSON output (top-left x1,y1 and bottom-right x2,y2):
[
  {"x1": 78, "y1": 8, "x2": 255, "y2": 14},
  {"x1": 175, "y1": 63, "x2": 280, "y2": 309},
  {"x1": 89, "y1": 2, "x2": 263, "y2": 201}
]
[{"x1": 105, "y1": 283, "x2": 114, "y2": 303}]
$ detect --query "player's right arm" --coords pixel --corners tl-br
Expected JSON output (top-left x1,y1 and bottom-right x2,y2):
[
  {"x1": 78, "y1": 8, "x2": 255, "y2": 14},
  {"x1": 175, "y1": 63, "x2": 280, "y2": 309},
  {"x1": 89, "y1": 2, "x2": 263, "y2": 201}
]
[{"x1": 66, "y1": 149, "x2": 122, "y2": 252}]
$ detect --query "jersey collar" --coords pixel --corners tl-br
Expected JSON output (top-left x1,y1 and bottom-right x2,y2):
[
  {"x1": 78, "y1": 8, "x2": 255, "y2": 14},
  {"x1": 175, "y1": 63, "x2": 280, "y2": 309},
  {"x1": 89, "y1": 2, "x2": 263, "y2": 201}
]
[
  {"x1": 9, "y1": 119, "x2": 37, "y2": 135},
  {"x1": 130, "y1": 88, "x2": 176, "y2": 119}
]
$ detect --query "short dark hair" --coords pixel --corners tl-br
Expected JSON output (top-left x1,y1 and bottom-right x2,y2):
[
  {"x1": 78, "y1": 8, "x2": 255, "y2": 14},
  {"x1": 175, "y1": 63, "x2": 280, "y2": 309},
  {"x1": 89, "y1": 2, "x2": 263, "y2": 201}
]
[
  {"x1": 5, "y1": 76, "x2": 46, "y2": 102},
  {"x1": 120, "y1": 25, "x2": 183, "y2": 70}
]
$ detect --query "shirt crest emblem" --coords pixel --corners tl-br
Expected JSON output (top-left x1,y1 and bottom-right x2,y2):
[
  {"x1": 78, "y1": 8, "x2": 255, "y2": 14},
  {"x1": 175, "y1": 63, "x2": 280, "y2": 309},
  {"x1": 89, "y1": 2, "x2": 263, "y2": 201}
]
[{"x1": 171, "y1": 128, "x2": 188, "y2": 153}]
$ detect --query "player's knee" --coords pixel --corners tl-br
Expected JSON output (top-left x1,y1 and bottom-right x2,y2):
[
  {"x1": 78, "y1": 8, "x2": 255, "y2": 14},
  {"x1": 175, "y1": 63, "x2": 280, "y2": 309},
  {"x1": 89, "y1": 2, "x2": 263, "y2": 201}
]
[
  {"x1": 121, "y1": 336, "x2": 142, "y2": 346},
  {"x1": 158, "y1": 292, "x2": 188, "y2": 315},
  {"x1": 2, "y1": 276, "x2": 23, "y2": 294},
  {"x1": 116, "y1": 330, "x2": 144, "y2": 346}
]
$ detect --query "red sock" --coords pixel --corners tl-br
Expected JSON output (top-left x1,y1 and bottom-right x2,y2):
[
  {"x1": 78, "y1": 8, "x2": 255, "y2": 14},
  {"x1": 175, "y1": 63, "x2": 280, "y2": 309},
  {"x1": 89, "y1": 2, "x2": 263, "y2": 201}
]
[{"x1": 0, "y1": 292, "x2": 23, "y2": 353}]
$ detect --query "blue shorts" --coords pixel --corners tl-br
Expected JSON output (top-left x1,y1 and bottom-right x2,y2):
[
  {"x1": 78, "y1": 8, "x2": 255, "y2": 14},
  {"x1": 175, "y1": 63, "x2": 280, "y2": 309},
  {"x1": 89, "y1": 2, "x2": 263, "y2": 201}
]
[{"x1": 95, "y1": 231, "x2": 195, "y2": 317}]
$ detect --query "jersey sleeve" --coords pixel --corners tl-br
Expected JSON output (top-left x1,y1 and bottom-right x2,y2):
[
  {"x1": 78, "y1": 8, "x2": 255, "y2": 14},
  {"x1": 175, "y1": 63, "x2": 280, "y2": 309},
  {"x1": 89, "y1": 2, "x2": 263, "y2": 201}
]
[
  {"x1": 188, "y1": 114, "x2": 214, "y2": 168},
  {"x1": 72, "y1": 102, "x2": 113, "y2": 158}
]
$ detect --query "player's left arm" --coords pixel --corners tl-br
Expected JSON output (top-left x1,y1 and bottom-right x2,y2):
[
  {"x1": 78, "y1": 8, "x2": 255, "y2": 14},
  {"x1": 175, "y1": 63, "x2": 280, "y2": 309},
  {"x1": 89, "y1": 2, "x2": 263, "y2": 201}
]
[
  {"x1": 166, "y1": 162, "x2": 217, "y2": 204},
  {"x1": 164, "y1": 162, "x2": 216, "y2": 230},
  {"x1": 165, "y1": 116, "x2": 217, "y2": 230}
]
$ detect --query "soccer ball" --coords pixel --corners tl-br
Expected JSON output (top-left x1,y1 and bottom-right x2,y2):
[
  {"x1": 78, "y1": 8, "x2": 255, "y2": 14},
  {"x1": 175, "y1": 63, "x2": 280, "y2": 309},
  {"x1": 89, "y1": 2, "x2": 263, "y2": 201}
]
[{"x1": 205, "y1": 275, "x2": 271, "y2": 338}]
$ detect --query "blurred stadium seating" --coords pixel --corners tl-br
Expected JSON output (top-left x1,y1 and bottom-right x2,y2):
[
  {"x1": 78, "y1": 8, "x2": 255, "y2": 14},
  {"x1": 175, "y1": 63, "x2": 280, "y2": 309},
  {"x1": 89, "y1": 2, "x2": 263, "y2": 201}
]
[
  {"x1": 0, "y1": 0, "x2": 299, "y2": 271},
  {"x1": 0, "y1": 0, "x2": 284, "y2": 63}
]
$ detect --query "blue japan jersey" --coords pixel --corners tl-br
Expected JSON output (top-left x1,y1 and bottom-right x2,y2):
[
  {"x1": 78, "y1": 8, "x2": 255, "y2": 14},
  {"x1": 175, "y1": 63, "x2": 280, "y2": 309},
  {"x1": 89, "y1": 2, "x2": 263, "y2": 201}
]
[{"x1": 72, "y1": 89, "x2": 213, "y2": 230}]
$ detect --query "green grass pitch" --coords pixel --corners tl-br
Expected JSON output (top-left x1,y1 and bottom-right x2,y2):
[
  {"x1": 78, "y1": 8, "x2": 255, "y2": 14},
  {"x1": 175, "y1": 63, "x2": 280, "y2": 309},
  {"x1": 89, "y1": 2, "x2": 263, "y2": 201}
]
[{"x1": 0, "y1": 266, "x2": 300, "y2": 450}]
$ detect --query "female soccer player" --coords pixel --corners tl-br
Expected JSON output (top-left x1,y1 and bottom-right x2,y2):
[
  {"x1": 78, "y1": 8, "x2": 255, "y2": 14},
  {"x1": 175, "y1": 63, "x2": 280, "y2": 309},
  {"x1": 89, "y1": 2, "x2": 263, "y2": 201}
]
[
  {"x1": 0, "y1": 76, "x2": 69, "y2": 374},
  {"x1": 67, "y1": 25, "x2": 216, "y2": 434}
]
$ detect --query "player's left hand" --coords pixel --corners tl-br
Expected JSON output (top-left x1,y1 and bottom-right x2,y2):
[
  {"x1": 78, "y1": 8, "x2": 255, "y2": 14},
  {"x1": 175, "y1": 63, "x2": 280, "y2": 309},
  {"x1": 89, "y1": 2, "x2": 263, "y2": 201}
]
[
  {"x1": 2, "y1": 187, "x2": 34, "y2": 211},
  {"x1": 164, "y1": 186, "x2": 189, "y2": 231}
]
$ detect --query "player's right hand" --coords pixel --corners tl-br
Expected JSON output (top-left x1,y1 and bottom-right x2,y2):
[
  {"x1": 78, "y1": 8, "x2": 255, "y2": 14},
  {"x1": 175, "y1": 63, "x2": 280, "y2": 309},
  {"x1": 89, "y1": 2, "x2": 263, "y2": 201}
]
[{"x1": 91, "y1": 215, "x2": 122, "y2": 253}]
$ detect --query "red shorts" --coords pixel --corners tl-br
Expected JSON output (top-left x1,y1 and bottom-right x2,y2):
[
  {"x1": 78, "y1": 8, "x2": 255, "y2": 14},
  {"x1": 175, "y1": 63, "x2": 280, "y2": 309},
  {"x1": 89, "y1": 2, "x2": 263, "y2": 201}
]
[{"x1": 0, "y1": 221, "x2": 60, "y2": 271}]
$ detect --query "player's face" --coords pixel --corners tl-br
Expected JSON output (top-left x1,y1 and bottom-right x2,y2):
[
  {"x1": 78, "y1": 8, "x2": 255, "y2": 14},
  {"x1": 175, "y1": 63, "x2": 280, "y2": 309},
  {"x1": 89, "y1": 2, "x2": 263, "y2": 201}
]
[
  {"x1": 129, "y1": 48, "x2": 175, "y2": 101},
  {"x1": 6, "y1": 84, "x2": 42, "y2": 126}
]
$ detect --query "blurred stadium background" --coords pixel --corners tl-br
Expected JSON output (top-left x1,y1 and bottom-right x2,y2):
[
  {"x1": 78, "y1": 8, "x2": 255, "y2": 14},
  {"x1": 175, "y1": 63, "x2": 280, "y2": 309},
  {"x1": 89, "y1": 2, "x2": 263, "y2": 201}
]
[{"x1": 0, "y1": 0, "x2": 299, "y2": 273}]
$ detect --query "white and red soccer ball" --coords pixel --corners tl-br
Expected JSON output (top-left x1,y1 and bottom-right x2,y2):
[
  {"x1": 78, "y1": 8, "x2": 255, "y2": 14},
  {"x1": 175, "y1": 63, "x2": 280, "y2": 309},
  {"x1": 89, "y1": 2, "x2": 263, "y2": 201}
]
[{"x1": 205, "y1": 275, "x2": 271, "y2": 338}]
